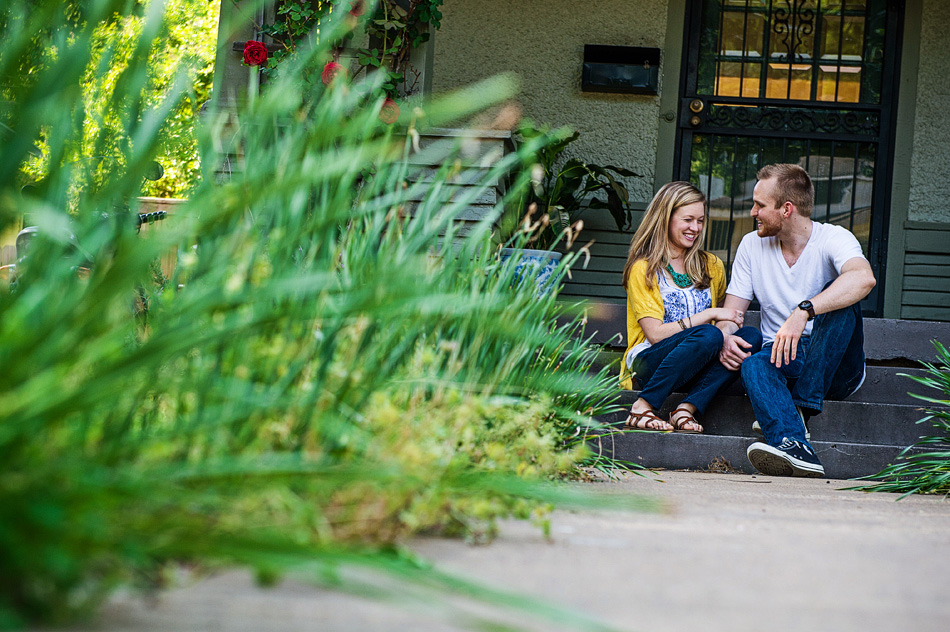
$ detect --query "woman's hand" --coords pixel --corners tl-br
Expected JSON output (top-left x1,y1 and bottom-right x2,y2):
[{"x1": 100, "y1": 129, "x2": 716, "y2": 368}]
[
  {"x1": 640, "y1": 308, "x2": 743, "y2": 346},
  {"x1": 707, "y1": 307, "x2": 744, "y2": 327}
]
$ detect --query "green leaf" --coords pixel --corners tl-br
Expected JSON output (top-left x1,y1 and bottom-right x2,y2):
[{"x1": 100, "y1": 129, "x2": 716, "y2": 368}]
[{"x1": 602, "y1": 165, "x2": 642, "y2": 178}]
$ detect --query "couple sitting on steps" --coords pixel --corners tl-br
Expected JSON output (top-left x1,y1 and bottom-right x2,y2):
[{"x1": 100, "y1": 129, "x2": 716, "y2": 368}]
[{"x1": 618, "y1": 164, "x2": 876, "y2": 479}]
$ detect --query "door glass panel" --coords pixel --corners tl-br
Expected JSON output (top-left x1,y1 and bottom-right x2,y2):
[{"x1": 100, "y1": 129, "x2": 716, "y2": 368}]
[
  {"x1": 860, "y1": 2, "x2": 886, "y2": 103},
  {"x1": 817, "y1": 67, "x2": 839, "y2": 101},
  {"x1": 721, "y1": 12, "x2": 748, "y2": 56},
  {"x1": 765, "y1": 63, "x2": 790, "y2": 99},
  {"x1": 837, "y1": 67, "x2": 862, "y2": 101},
  {"x1": 852, "y1": 142, "x2": 876, "y2": 247},
  {"x1": 744, "y1": 13, "x2": 766, "y2": 56},
  {"x1": 789, "y1": 65, "x2": 812, "y2": 100},
  {"x1": 821, "y1": 15, "x2": 843, "y2": 58},
  {"x1": 841, "y1": 16, "x2": 866, "y2": 60},
  {"x1": 697, "y1": 0, "x2": 884, "y2": 103},
  {"x1": 717, "y1": 61, "x2": 743, "y2": 97},
  {"x1": 742, "y1": 62, "x2": 762, "y2": 97}
]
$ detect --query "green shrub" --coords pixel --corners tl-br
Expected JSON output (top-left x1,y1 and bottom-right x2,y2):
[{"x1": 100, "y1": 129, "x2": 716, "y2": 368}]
[
  {"x1": 857, "y1": 341, "x2": 950, "y2": 496},
  {"x1": 12, "y1": 0, "x2": 218, "y2": 198}
]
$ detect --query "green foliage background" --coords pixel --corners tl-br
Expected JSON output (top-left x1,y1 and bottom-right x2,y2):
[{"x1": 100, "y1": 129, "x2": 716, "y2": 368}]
[{"x1": 14, "y1": 0, "x2": 219, "y2": 199}]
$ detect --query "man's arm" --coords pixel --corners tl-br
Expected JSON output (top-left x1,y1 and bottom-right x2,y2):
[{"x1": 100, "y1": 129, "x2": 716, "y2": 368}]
[
  {"x1": 811, "y1": 256, "x2": 877, "y2": 314},
  {"x1": 771, "y1": 257, "x2": 876, "y2": 367},
  {"x1": 717, "y1": 293, "x2": 753, "y2": 370}
]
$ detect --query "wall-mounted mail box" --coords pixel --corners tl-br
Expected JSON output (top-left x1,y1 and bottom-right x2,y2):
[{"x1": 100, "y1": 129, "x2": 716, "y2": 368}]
[{"x1": 582, "y1": 45, "x2": 660, "y2": 95}]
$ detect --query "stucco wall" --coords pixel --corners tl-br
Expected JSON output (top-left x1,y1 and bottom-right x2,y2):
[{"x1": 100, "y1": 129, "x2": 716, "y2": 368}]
[
  {"x1": 432, "y1": 0, "x2": 669, "y2": 203},
  {"x1": 908, "y1": 0, "x2": 950, "y2": 223}
]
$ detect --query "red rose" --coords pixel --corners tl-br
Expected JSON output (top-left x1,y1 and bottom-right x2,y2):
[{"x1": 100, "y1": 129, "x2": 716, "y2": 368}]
[
  {"x1": 349, "y1": 0, "x2": 365, "y2": 16},
  {"x1": 321, "y1": 61, "x2": 347, "y2": 85},
  {"x1": 243, "y1": 40, "x2": 268, "y2": 67},
  {"x1": 378, "y1": 98, "x2": 400, "y2": 124}
]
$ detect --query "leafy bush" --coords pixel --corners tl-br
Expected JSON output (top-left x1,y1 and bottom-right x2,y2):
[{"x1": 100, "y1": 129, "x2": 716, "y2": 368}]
[
  {"x1": 0, "y1": 1, "x2": 630, "y2": 628},
  {"x1": 857, "y1": 341, "x2": 950, "y2": 496},
  {"x1": 12, "y1": 0, "x2": 218, "y2": 199},
  {"x1": 260, "y1": 0, "x2": 443, "y2": 98}
]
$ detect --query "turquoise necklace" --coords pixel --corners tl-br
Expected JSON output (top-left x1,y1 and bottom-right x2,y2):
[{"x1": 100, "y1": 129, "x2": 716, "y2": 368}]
[{"x1": 665, "y1": 263, "x2": 693, "y2": 288}]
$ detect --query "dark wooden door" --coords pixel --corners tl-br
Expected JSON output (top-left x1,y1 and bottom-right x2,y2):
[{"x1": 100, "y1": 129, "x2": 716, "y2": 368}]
[{"x1": 675, "y1": 0, "x2": 904, "y2": 315}]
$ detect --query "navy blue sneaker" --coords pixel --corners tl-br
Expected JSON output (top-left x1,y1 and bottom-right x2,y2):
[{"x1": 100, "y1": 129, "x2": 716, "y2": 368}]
[{"x1": 747, "y1": 438, "x2": 825, "y2": 478}]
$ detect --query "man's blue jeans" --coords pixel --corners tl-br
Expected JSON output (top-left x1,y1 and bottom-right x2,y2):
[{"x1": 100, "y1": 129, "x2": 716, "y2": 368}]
[
  {"x1": 634, "y1": 325, "x2": 763, "y2": 414},
  {"x1": 740, "y1": 302, "x2": 865, "y2": 447}
]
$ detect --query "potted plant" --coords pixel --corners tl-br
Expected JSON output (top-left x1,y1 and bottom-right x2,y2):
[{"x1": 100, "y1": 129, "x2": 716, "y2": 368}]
[
  {"x1": 501, "y1": 122, "x2": 640, "y2": 248},
  {"x1": 497, "y1": 123, "x2": 641, "y2": 294}
]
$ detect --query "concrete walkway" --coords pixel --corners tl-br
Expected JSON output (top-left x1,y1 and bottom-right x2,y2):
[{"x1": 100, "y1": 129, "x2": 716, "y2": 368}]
[{"x1": 79, "y1": 471, "x2": 950, "y2": 632}]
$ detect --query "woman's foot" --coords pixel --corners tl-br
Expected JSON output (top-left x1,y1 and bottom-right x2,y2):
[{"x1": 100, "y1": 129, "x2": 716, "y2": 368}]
[
  {"x1": 670, "y1": 406, "x2": 703, "y2": 434},
  {"x1": 624, "y1": 408, "x2": 674, "y2": 432}
]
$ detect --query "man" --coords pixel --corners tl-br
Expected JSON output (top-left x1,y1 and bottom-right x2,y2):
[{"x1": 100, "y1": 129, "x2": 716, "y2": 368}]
[{"x1": 717, "y1": 164, "x2": 876, "y2": 478}]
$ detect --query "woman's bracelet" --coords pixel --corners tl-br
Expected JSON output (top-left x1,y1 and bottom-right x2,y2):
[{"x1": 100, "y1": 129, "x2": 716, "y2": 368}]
[
  {"x1": 688, "y1": 316, "x2": 692, "y2": 328},
  {"x1": 678, "y1": 319, "x2": 686, "y2": 330}
]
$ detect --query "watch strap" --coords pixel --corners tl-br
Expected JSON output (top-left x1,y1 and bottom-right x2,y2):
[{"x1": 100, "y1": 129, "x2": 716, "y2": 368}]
[{"x1": 798, "y1": 300, "x2": 816, "y2": 320}]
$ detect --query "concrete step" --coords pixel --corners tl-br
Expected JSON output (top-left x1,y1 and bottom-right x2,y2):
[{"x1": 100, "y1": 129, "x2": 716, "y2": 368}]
[
  {"x1": 856, "y1": 366, "x2": 933, "y2": 405},
  {"x1": 605, "y1": 391, "x2": 938, "y2": 447},
  {"x1": 586, "y1": 429, "x2": 932, "y2": 480}
]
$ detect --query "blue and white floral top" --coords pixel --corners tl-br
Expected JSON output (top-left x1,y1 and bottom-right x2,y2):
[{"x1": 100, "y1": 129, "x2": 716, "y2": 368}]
[{"x1": 625, "y1": 270, "x2": 712, "y2": 369}]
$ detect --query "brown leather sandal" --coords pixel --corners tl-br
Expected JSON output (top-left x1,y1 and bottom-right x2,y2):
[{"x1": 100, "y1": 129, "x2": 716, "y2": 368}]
[
  {"x1": 624, "y1": 409, "x2": 673, "y2": 432},
  {"x1": 670, "y1": 406, "x2": 703, "y2": 434}
]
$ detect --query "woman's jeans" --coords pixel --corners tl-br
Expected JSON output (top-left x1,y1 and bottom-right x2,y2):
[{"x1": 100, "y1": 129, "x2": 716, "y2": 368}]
[
  {"x1": 739, "y1": 302, "x2": 865, "y2": 448},
  {"x1": 633, "y1": 325, "x2": 763, "y2": 414}
]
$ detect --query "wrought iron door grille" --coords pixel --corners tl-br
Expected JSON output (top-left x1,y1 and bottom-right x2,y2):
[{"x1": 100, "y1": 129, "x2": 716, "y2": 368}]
[
  {"x1": 689, "y1": 134, "x2": 876, "y2": 268},
  {"x1": 698, "y1": 0, "x2": 886, "y2": 105},
  {"x1": 704, "y1": 102, "x2": 880, "y2": 137}
]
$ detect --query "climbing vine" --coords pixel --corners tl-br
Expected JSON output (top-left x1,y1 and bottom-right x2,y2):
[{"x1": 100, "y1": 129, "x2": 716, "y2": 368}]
[{"x1": 248, "y1": 0, "x2": 443, "y2": 98}]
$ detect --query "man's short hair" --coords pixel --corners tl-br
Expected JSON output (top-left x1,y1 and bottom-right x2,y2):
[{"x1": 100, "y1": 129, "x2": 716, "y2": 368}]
[{"x1": 757, "y1": 163, "x2": 814, "y2": 218}]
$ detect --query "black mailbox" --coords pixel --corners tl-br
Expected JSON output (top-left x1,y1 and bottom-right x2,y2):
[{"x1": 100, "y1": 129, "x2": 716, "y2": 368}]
[{"x1": 582, "y1": 45, "x2": 660, "y2": 95}]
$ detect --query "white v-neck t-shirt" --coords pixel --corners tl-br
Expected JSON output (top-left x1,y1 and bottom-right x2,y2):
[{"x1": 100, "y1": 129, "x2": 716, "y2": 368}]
[{"x1": 726, "y1": 222, "x2": 866, "y2": 343}]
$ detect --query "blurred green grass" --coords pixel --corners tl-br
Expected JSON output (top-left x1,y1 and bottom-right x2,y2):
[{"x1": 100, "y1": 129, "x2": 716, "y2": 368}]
[{"x1": 0, "y1": 2, "x2": 644, "y2": 629}]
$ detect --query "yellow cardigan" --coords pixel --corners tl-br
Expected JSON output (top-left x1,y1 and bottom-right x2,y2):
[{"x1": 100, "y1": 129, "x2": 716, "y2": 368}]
[{"x1": 619, "y1": 253, "x2": 727, "y2": 390}]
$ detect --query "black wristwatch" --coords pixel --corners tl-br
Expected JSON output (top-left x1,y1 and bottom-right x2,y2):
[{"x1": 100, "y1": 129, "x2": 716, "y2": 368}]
[{"x1": 798, "y1": 300, "x2": 816, "y2": 321}]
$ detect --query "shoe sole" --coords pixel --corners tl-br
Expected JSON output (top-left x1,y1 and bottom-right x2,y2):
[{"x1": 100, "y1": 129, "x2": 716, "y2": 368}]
[{"x1": 747, "y1": 444, "x2": 825, "y2": 478}]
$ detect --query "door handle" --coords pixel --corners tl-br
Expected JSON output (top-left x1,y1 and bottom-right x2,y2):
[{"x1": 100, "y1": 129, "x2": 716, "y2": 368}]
[{"x1": 688, "y1": 99, "x2": 704, "y2": 126}]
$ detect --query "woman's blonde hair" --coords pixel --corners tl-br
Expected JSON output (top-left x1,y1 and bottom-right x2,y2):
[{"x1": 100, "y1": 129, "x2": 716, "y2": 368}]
[{"x1": 621, "y1": 181, "x2": 711, "y2": 290}]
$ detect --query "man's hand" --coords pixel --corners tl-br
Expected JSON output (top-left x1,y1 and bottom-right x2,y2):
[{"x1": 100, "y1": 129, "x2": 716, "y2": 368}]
[
  {"x1": 771, "y1": 308, "x2": 809, "y2": 367},
  {"x1": 719, "y1": 333, "x2": 753, "y2": 371}
]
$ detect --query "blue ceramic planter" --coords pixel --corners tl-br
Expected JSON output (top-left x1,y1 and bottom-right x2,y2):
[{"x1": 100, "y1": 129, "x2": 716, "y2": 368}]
[{"x1": 499, "y1": 248, "x2": 563, "y2": 296}]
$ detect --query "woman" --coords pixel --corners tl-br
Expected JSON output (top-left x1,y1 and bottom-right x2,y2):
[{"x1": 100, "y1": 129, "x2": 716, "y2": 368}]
[{"x1": 620, "y1": 181, "x2": 761, "y2": 433}]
